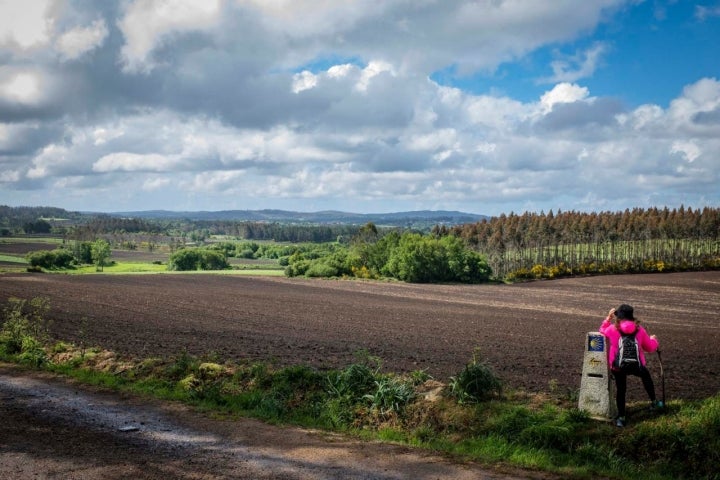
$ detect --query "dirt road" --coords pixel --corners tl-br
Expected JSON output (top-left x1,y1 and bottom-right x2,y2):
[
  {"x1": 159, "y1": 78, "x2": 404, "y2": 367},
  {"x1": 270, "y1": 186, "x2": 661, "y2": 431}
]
[{"x1": 0, "y1": 365, "x2": 550, "y2": 480}]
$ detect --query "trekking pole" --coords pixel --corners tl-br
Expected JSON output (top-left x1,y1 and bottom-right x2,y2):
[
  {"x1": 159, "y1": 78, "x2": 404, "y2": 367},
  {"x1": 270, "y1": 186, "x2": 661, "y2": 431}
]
[{"x1": 657, "y1": 348, "x2": 666, "y2": 407}]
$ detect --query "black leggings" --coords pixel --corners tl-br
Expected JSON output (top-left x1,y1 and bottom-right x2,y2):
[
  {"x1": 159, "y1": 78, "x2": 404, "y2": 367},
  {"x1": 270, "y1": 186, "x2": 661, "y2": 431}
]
[{"x1": 613, "y1": 365, "x2": 656, "y2": 417}]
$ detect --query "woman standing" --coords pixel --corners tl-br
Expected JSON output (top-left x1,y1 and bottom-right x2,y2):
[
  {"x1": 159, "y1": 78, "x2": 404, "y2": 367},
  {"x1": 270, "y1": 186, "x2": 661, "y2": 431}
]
[{"x1": 600, "y1": 304, "x2": 663, "y2": 427}]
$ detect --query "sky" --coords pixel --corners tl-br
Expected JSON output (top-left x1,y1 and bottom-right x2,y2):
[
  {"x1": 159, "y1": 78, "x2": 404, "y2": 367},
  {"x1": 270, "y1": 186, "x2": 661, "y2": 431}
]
[{"x1": 0, "y1": 0, "x2": 719, "y2": 217}]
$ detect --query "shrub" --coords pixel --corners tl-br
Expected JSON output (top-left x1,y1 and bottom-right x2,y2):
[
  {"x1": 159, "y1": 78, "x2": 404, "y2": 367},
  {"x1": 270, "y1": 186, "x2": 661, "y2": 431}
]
[
  {"x1": 326, "y1": 363, "x2": 377, "y2": 398},
  {"x1": 178, "y1": 362, "x2": 227, "y2": 400},
  {"x1": 25, "y1": 249, "x2": 76, "y2": 270},
  {"x1": 449, "y1": 351, "x2": 502, "y2": 404},
  {"x1": 168, "y1": 248, "x2": 230, "y2": 271},
  {"x1": 18, "y1": 335, "x2": 47, "y2": 366},
  {"x1": 305, "y1": 262, "x2": 340, "y2": 278},
  {"x1": 0, "y1": 297, "x2": 51, "y2": 364},
  {"x1": 364, "y1": 375, "x2": 416, "y2": 415}
]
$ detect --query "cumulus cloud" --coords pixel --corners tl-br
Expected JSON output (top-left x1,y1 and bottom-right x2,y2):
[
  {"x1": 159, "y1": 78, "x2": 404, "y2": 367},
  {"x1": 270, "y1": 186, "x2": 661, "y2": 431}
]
[
  {"x1": 0, "y1": 0, "x2": 53, "y2": 50},
  {"x1": 0, "y1": 71, "x2": 43, "y2": 104},
  {"x1": 0, "y1": 0, "x2": 717, "y2": 215},
  {"x1": 670, "y1": 141, "x2": 701, "y2": 163},
  {"x1": 93, "y1": 152, "x2": 180, "y2": 173},
  {"x1": 118, "y1": 0, "x2": 222, "y2": 72},
  {"x1": 56, "y1": 19, "x2": 108, "y2": 60},
  {"x1": 540, "y1": 83, "x2": 591, "y2": 111},
  {"x1": 541, "y1": 42, "x2": 609, "y2": 83}
]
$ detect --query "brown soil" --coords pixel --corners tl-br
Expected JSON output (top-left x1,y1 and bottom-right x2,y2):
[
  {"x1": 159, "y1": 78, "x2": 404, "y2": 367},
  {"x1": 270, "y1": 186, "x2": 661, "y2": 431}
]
[
  {"x1": 0, "y1": 271, "x2": 718, "y2": 478},
  {"x1": 1, "y1": 271, "x2": 718, "y2": 399}
]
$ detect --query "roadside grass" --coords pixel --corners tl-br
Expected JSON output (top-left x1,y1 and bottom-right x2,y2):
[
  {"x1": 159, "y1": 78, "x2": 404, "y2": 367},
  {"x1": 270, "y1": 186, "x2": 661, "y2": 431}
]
[{"x1": 2, "y1": 298, "x2": 719, "y2": 480}]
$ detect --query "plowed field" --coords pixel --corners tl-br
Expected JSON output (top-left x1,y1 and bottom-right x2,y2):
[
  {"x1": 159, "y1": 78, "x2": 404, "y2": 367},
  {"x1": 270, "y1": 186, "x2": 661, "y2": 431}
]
[{"x1": 1, "y1": 271, "x2": 718, "y2": 400}]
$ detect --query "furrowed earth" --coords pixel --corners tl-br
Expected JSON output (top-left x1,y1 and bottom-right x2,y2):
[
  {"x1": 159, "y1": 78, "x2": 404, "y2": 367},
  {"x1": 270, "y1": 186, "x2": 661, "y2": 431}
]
[
  {"x1": 1, "y1": 270, "x2": 719, "y2": 479},
  {"x1": 1, "y1": 271, "x2": 718, "y2": 399}
]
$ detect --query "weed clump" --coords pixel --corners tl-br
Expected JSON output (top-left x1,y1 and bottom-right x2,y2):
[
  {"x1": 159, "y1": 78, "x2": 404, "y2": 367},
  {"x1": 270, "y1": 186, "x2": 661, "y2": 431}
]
[
  {"x1": 0, "y1": 297, "x2": 51, "y2": 366},
  {"x1": 448, "y1": 350, "x2": 502, "y2": 404}
]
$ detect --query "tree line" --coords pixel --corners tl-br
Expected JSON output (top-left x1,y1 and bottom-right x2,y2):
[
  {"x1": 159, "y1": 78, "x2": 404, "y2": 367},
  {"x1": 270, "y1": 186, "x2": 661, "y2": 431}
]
[{"x1": 444, "y1": 206, "x2": 720, "y2": 279}]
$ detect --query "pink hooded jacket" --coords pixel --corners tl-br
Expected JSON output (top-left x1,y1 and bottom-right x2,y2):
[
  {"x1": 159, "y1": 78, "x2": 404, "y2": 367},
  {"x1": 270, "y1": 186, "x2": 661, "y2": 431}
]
[{"x1": 600, "y1": 317, "x2": 659, "y2": 371}]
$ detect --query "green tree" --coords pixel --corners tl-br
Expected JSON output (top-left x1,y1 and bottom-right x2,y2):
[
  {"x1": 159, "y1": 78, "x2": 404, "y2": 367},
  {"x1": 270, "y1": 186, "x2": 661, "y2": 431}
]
[
  {"x1": 167, "y1": 248, "x2": 230, "y2": 271},
  {"x1": 23, "y1": 219, "x2": 52, "y2": 234},
  {"x1": 383, "y1": 232, "x2": 491, "y2": 283},
  {"x1": 91, "y1": 239, "x2": 111, "y2": 272},
  {"x1": 384, "y1": 233, "x2": 444, "y2": 283},
  {"x1": 26, "y1": 249, "x2": 75, "y2": 270},
  {"x1": 72, "y1": 241, "x2": 93, "y2": 264}
]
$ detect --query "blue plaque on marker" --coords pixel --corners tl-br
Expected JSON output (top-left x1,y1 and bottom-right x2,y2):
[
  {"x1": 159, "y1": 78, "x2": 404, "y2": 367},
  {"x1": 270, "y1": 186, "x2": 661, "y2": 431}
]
[{"x1": 588, "y1": 334, "x2": 604, "y2": 352}]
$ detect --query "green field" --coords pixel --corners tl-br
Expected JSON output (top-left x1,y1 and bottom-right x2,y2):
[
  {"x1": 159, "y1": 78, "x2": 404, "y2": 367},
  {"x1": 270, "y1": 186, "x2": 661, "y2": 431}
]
[
  {"x1": 0, "y1": 254, "x2": 26, "y2": 264},
  {"x1": 0, "y1": 236, "x2": 286, "y2": 276}
]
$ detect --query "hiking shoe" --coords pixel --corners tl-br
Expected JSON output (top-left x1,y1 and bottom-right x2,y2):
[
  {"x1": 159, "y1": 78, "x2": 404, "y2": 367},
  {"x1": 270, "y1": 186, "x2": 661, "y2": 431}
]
[
  {"x1": 615, "y1": 417, "x2": 626, "y2": 427},
  {"x1": 650, "y1": 400, "x2": 665, "y2": 410}
]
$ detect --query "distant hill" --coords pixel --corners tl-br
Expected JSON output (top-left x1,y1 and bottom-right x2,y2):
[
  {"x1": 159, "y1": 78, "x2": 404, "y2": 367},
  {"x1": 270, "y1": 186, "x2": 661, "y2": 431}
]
[{"x1": 109, "y1": 209, "x2": 488, "y2": 226}]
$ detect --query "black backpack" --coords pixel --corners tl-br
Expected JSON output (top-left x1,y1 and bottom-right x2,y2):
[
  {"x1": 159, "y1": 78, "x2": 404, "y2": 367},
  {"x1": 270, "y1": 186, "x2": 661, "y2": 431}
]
[{"x1": 614, "y1": 331, "x2": 640, "y2": 370}]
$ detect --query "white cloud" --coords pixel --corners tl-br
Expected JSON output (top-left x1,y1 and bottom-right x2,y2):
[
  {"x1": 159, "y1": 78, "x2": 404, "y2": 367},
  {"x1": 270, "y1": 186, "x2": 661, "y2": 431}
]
[
  {"x1": 539, "y1": 82, "x2": 591, "y2": 113},
  {"x1": 93, "y1": 152, "x2": 180, "y2": 172},
  {"x1": 1, "y1": 1, "x2": 718, "y2": 215},
  {"x1": 27, "y1": 143, "x2": 68, "y2": 179},
  {"x1": 292, "y1": 71, "x2": 318, "y2": 94},
  {"x1": 56, "y1": 19, "x2": 108, "y2": 60},
  {"x1": 0, "y1": 70, "x2": 43, "y2": 104},
  {"x1": 0, "y1": 0, "x2": 53, "y2": 50},
  {"x1": 663, "y1": 78, "x2": 720, "y2": 136},
  {"x1": 0, "y1": 168, "x2": 20, "y2": 182},
  {"x1": 670, "y1": 141, "x2": 701, "y2": 163},
  {"x1": 356, "y1": 61, "x2": 394, "y2": 92},
  {"x1": 404, "y1": 128, "x2": 459, "y2": 153},
  {"x1": 542, "y1": 42, "x2": 608, "y2": 83},
  {"x1": 93, "y1": 127, "x2": 125, "y2": 146},
  {"x1": 187, "y1": 170, "x2": 244, "y2": 193},
  {"x1": 142, "y1": 177, "x2": 171, "y2": 191},
  {"x1": 241, "y1": 0, "x2": 384, "y2": 39},
  {"x1": 118, "y1": 0, "x2": 222, "y2": 72}
]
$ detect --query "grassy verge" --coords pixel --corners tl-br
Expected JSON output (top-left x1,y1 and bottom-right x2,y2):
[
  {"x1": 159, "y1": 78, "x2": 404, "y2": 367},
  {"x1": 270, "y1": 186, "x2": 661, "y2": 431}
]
[
  {"x1": 0, "y1": 254, "x2": 27, "y2": 264},
  {"x1": 1, "y1": 298, "x2": 719, "y2": 480}
]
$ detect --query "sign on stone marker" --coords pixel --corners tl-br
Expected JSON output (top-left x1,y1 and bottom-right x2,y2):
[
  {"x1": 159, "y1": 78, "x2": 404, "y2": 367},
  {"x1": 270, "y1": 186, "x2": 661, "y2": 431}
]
[{"x1": 578, "y1": 332, "x2": 617, "y2": 420}]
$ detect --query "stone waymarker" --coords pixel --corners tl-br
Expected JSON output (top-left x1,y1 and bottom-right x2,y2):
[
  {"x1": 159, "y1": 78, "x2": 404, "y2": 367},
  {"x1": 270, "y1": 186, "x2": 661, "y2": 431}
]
[{"x1": 578, "y1": 332, "x2": 617, "y2": 420}]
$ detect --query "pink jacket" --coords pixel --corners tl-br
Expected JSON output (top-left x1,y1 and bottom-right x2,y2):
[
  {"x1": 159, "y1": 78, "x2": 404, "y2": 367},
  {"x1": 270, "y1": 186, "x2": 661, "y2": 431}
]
[{"x1": 599, "y1": 317, "x2": 659, "y2": 370}]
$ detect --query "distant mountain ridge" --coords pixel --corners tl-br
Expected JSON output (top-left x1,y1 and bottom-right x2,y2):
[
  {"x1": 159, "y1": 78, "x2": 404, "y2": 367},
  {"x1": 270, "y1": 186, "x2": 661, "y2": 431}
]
[{"x1": 109, "y1": 209, "x2": 488, "y2": 225}]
